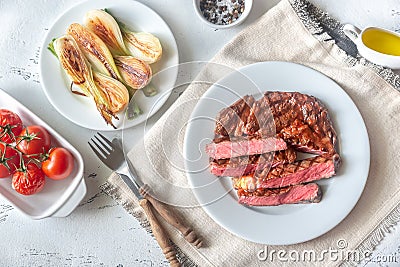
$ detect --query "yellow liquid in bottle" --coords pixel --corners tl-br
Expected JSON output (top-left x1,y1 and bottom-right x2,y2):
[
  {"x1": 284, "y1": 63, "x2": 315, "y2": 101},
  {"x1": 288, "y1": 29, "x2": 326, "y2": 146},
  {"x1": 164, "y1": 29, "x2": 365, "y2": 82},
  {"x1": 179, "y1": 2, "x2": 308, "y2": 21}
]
[{"x1": 362, "y1": 29, "x2": 400, "y2": 56}]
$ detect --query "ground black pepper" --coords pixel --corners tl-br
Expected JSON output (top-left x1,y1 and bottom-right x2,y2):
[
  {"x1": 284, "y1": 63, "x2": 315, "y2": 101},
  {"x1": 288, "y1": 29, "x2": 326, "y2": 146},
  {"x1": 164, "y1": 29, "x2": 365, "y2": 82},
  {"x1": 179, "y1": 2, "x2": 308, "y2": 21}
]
[{"x1": 199, "y1": 0, "x2": 245, "y2": 25}]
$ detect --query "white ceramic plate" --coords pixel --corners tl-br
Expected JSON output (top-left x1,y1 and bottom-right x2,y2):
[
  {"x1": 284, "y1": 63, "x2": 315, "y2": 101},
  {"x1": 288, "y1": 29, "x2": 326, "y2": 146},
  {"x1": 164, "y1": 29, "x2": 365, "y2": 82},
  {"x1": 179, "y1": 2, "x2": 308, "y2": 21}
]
[
  {"x1": 0, "y1": 89, "x2": 86, "y2": 219},
  {"x1": 39, "y1": 0, "x2": 179, "y2": 131},
  {"x1": 184, "y1": 61, "x2": 370, "y2": 245}
]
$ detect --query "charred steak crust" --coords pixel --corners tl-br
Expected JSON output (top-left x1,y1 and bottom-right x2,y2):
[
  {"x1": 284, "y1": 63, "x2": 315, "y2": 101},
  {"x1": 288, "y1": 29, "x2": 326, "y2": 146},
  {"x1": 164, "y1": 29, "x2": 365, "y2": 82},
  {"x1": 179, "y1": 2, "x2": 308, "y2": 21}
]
[
  {"x1": 209, "y1": 147, "x2": 297, "y2": 177},
  {"x1": 271, "y1": 147, "x2": 298, "y2": 165},
  {"x1": 234, "y1": 154, "x2": 341, "y2": 190},
  {"x1": 238, "y1": 183, "x2": 322, "y2": 206},
  {"x1": 213, "y1": 92, "x2": 338, "y2": 156},
  {"x1": 214, "y1": 95, "x2": 256, "y2": 138},
  {"x1": 256, "y1": 92, "x2": 337, "y2": 155},
  {"x1": 207, "y1": 91, "x2": 340, "y2": 206}
]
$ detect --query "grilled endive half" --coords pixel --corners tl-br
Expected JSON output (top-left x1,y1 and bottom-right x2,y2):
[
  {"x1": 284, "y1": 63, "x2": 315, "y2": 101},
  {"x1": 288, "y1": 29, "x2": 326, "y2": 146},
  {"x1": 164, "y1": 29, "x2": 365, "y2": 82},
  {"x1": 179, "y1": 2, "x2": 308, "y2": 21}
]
[
  {"x1": 123, "y1": 29, "x2": 162, "y2": 64},
  {"x1": 67, "y1": 23, "x2": 122, "y2": 81},
  {"x1": 84, "y1": 9, "x2": 128, "y2": 56},
  {"x1": 114, "y1": 56, "x2": 152, "y2": 91},
  {"x1": 85, "y1": 9, "x2": 162, "y2": 64},
  {"x1": 93, "y1": 72, "x2": 129, "y2": 113},
  {"x1": 53, "y1": 35, "x2": 119, "y2": 128}
]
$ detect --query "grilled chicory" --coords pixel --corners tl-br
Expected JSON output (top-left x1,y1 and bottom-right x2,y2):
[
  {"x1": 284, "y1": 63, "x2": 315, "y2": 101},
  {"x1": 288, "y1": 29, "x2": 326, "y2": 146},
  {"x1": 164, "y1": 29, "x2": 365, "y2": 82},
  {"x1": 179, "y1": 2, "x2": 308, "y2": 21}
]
[
  {"x1": 84, "y1": 9, "x2": 162, "y2": 64},
  {"x1": 114, "y1": 56, "x2": 152, "y2": 91},
  {"x1": 123, "y1": 30, "x2": 162, "y2": 64},
  {"x1": 52, "y1": 35, "x2": 123, "y2": 128},
  {"x1": 67, "y1": 23, "x2": 122, "y2": 81},
  {"x1": 93, "y1": 72, "x2": 129, "y2": 113},
  {"x1": 84, "y1": 9, "x2": 128, "y2": 56}
]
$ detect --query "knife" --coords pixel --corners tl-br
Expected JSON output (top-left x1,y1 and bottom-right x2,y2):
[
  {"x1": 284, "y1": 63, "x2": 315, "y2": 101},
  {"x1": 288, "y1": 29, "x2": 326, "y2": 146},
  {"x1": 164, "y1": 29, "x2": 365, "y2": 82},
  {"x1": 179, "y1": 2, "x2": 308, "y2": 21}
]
[
  {"x1": 117, "y1": 172, "x2": 181, "y2": 267},
  {"x1": 125, "y1": 157, "x2": 203, "y2": 249}
]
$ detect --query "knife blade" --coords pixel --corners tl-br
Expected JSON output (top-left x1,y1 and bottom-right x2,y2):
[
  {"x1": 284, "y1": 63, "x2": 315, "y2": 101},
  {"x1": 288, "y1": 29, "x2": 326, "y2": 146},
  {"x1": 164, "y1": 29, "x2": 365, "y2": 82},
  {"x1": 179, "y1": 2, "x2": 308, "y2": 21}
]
[
  {"x1": 118, "y1": 172, "x2": 143, "y2": 200},
  {"x1": 124, "y1": 151, "x2": 203, "y2": 248},
  {"x1": 116, "y1": 173, "x2": 181, "y2": 266},
  {"x1": 126, "y1": 157, "x2": 144, "y2": 188}
]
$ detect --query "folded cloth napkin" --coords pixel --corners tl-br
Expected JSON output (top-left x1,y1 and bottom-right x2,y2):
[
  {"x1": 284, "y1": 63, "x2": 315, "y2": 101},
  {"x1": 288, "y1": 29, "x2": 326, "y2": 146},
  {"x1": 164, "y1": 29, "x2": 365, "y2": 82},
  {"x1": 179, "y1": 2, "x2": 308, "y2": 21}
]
[{"x1": 101, "y1": 0, "x2": 400, "y2": 266}]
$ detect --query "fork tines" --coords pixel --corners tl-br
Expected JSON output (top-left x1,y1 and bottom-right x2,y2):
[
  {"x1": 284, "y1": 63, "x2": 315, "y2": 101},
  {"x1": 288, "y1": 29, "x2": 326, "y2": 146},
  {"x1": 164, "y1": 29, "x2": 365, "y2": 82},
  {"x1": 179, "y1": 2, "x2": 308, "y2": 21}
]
[
  {"x1": 88, "y1": 132, "x2": 114, "y2": 159},
  {"x1": 88, "y1": 132, "x2": 126, "y2": 171}
]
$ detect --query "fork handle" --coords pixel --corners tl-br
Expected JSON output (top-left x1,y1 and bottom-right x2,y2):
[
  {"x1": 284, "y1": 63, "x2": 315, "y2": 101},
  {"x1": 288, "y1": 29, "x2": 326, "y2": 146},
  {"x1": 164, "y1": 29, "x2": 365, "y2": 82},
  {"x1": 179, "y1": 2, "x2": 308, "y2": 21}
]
[
  {"x1": 139, "y1": 198, "x2": 181, "y2": 267},
  {"x1": 140, "y1": 185, "x2": 203, "y2": 248}
]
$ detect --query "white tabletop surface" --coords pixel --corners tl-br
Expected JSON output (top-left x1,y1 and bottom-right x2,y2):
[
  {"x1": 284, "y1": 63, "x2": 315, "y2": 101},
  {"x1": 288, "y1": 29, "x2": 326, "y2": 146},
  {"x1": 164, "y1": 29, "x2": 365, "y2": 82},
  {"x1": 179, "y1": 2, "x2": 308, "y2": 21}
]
[{"x1": 0, "y1": 0, "x2": 399, "y2": 266}]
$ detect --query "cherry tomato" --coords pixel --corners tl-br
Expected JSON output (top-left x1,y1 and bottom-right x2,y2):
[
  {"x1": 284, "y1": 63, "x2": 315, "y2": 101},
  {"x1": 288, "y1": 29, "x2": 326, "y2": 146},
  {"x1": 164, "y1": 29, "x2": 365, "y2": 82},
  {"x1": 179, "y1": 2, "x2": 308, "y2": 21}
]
[
  {"x1": 0, "y1": 143, "x2": 20, "y2": 178},
  {"x1": 0, "y1": 109, "x2": 23, "y2": 143},
  {"x1": 12, "y1": 163, "x2": 45, "y2": 195},
  {"x1": 42, "y1": 147, "x2": 74, "y2": 180},
  {"x1": 17, "y1": 125, "x2": 51, "y2": 157}
]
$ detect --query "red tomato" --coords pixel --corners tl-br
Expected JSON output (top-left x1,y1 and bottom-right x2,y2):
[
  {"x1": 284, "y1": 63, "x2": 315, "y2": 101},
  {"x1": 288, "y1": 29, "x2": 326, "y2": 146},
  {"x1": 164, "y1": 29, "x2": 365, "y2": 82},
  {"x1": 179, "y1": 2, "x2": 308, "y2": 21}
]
[
  {"x1": 0, "y1": 143, "x2": 20, "y2": 178},
  {"x1": 42, "y1": 147, "x2": 74, "y2": 180},
  {"x1": 12, "y1": 163, "x2": 45, "y2": 195},
  {"x1": 17, "y1": 125, "x2": 51, "y2": 157},
  {"x1": 0, "y1": 109, "x2": 23, "y2": 143}
]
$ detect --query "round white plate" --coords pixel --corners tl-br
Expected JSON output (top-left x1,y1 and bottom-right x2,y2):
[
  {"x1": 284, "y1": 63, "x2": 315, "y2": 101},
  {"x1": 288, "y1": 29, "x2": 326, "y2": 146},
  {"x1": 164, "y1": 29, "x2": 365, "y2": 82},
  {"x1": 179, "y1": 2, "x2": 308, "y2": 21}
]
[
  {"x1": 184, "y1": 61, "x2": 370, "y2": 245},
  {"x1": 39, "y1": 0, "x2": 179, "y2": 131}
]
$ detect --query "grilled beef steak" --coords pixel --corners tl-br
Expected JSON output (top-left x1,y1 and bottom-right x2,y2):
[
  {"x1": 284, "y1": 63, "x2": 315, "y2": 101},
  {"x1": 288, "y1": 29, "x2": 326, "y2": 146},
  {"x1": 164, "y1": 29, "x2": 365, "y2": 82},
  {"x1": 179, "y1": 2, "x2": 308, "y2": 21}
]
[
  {"x1": 238, "y1": 183, "x2": 322, "y2": 206},
  {"x1": 209, "y1": 147, "x2": 297, "y2": 177},
  {"x1": 212, "y1": 91, "x2": 337, "y2": 156},
  {"x1": 215, "y1": 95, "x2": 256, "y2": 137},
  {"x1": 205, "y1": 136, "x2": 287, "y2": 160},
  {"x1": 248, "y1": 92, "x2": 337, "y2": 155},
  {"x1": 206, "y1": 91, "x2": 340, "y2": 206},
  {"x1": 234, "y1": 154, "x2": 341, "y2": 190}
]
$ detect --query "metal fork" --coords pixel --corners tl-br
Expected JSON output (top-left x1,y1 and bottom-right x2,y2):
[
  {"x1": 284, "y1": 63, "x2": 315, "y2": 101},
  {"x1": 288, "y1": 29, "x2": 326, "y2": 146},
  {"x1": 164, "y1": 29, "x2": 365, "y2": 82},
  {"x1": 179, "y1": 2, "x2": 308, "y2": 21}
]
[
  {"x1": 89, "y1": 134, "x2": 203, "y2": 262},
  {"x1": 88, "y1": 133, "x2": 180, "y2": 266}
]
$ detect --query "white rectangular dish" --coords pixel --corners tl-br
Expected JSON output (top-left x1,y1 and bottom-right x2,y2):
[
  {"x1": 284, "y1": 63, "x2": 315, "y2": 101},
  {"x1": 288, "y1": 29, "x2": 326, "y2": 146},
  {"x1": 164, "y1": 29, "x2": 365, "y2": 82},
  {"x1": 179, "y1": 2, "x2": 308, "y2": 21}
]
[{"x1": 0, "y1": 89, "x2": 86, "y2": 219}]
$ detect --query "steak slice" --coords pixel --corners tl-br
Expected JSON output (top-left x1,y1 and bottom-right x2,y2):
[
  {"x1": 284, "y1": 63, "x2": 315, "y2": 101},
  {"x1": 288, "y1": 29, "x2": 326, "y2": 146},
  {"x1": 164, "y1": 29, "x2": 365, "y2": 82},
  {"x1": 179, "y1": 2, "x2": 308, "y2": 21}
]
[
  {"x1": 205, "y1": 136, "x2": 287, "y2": 160},
  {"x1": 245, "y1": 91, "x2": 338, "y2": 155},
  {"x1": 213, "y1": 92, "x2": 337, "y2": 155},
  {"x1": 233, "y1": 154, "x2": 340, "y2": 190},
  {"x1": 209, "y1": 147, "x2": 297, "y2": 177},
  {"x1": 214, "y1": 95, "x2": 256, "y2": 138},
  {"x1": 238, "y1": 183, "x2": 322, "y2": 206}
]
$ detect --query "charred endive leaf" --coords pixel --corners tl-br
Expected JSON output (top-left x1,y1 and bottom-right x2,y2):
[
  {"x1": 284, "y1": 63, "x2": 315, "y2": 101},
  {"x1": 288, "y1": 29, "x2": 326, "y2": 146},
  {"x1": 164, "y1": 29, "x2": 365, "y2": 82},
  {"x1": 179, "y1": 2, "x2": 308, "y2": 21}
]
[
  {"x1": 67, "y1": 23, "x2": 122, "y2": 81},
  {"x1": 93, "y1": 72, "x2": 129, "y2": 113},
  {"x1": 122, "y1": 29, "x2": 162, "y2": 64},
  {"x1": 52, "y1": 35, "x2": 118, "y2": 128},
  {"x1": 101, "y1": 9, "x2": 162, "y2": 64},
  {"x1": 84, "y1": 9, "x2": 128, "y2": 56},
  {"x1": 114, "y1": 56, "x2": 152, "y2": 93}
]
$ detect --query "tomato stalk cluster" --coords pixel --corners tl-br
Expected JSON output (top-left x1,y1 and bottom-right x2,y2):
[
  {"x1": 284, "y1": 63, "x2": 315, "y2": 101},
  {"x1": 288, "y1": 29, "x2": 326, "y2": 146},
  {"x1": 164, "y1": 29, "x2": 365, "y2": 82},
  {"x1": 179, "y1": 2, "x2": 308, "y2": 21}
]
[{"x1": 1, "y1": 109, "x2": 74, "y2": 195}]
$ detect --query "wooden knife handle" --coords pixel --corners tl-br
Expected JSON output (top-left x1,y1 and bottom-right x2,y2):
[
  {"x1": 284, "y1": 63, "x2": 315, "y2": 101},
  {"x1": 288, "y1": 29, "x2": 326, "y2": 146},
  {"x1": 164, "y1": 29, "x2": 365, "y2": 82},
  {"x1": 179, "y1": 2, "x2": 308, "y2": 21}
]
[
  {"x1": 140, "y1": 185, "x2": 203, "y2": 248},
  {"x1": 139, "y1": 198, "x2": 181, "y2": 267}
]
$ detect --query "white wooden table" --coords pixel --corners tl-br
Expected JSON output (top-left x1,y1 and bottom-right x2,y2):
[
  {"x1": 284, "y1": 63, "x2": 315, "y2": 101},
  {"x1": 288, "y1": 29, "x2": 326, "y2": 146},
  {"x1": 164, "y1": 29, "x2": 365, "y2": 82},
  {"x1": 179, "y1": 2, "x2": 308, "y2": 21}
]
[{"x1": 0, "y1": 0, "x2": 398, "y2": 265}]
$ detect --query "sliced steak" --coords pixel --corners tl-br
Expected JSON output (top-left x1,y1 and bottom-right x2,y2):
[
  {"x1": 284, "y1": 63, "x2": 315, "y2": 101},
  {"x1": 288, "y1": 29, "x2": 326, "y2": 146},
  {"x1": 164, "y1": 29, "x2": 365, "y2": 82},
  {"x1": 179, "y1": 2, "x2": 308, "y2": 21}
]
[
  {"x1": 238, "y1": 183, "x2": 322, "y2": 206},
  {"x1": 209, "y1": 147, "x2": 297, "y2": 177},
  {"x1": 205, "y1": 136, "x2": 287, "y2": 160},
  {"x1": 215, "y1": 92, "x2": 337, "y2": 155},
  {"x1": 246, "y1": 92, "x2": 338, "y2": 155},
  {"x1": 214, "y1": 95, "x2": 256, "y2": 138},
  {"x1": 209, "y1": 92, "x2": 337, "y2": 158},
  {"x1": 207, "y1": 92, "x2": 340, "y2": 206},
  {"x1": 233, "y1": 154, "x2": 340, "y2": 190}
]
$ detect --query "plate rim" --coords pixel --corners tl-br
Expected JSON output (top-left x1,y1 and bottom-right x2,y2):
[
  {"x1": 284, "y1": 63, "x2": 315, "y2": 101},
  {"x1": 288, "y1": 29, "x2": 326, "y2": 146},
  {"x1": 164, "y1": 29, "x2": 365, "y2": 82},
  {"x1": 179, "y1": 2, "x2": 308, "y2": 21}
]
[
  {"x1": 184, "y1": 61, "x2": 370, "y2": 245},
  {"x1": 39, "y1": 0, "x2": 179, "y2": 131}
]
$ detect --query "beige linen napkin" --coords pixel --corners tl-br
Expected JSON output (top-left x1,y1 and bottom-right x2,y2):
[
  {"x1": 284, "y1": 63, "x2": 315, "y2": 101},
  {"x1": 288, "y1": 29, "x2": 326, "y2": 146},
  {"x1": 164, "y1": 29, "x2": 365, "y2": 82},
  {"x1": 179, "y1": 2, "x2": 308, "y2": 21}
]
[{"x1": 101, "y1": 0, "x2": 400, "y2": 266}]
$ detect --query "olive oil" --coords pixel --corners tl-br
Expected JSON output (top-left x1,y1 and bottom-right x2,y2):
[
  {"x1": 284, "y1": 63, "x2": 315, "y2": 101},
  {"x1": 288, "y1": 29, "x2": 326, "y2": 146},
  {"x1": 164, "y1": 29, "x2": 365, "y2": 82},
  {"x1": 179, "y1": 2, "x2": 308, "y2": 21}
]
[{"x1": 362, "y1": 29, "x2": 400, "y2": 56}]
